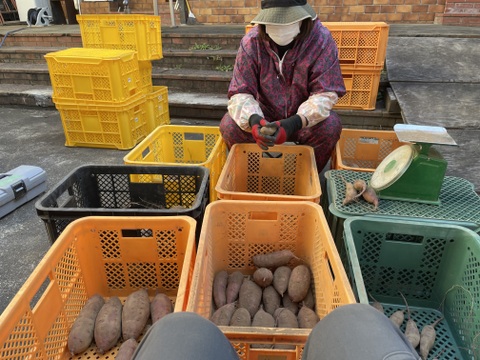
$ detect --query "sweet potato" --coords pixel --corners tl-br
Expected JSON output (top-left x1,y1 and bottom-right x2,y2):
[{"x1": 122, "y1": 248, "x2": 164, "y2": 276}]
[
  {"x1": 362, "y1": 185, "x2": 379, "y2": 210},
  {"x1": 226, "y1": 270, "x2": 244, "y2": 304},
  {"x1": 288, "y1": 264, "x2": 311, "y2": 302},
  {"x1": 229, "y1": 307, "x2": 252, "y2": 327},
  {"x1": 282, "y1": 294, "x2": 299, "y2": 315},
  {"x1": 274, "y1": 308, "x2": 298, "y2": 329},
  {"x1": 420, "y1": 318, "x2": 443, "y2": 360},
  {"x1": 340, "y1": 175, "x2": 358, "y2": 205},
  {"x1": 389, "y1": 309, "x2": 405, "y2": 328},
  {"x1": 238, "y1": 278, "x2": 262, "y2": 317},
  {"x1": 252, "y1": 306, "x2": 275, "y2": 328},
  {"x1": 260, "y1": 126, "x2": 277, "y2": 136},
  {"x1": 353, "y1": 179, "x2": 367, "y2": 197},
  {"x1": 211, "y1": 302, "x2": 237, "y2": 326},
  {"x1": 68, "y1": 294, "x2": 105, "y2": 355},
  {"x1": 400, "y1": 292, "x2": 420, "y2": 349},
  {"x1": 297, "y1": 305, "x2": 319, "y2": 329},
  {"x1": 252, "y1": 249, "x2": 298, "y2": 269},
  {"x1": 262, "y1": 285, "x2": 281, "y2": 315},
  {"x1": 213, "y1": 270, "x2": 229, "y2": 309},
  {"x1": 94, "y1": 296, "x2": 123, "y2": 354},
  {"x1": 253, "y1": 267, "x2": 273, "y2": 288},
  {"x1": 303, "y1": 288, "x2": 315, "y2": 309},
  {"x1": 150, "y1": 292, "x2": 173, "y2": 324},
  {"x1": 273, "y1": 266, "x2": 292, "y2": 296},
  {"x1": 115, "y1": 338, "x2": 138, "y2": 360},
  {"x1": 122, "y1": 289, "x2": 150, "y2": 341},
  {"x1": 251, "y1": 307, "x2": 275, "y2": 349}
]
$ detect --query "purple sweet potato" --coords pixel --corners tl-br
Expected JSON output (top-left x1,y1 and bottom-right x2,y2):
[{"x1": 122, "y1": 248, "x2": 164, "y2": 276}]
[
  {"x1": 115, "y1": 338, "x2": 138, "y2": 360},
  {"x1": 94, "y1": 296, "x2": 123, "y2": 354},
  {"x1": 150, "y1": 292, "x2": 173, "y2": 324},
  {"x1": 274, "y1": 308, "x2": 298, "y2": 329},
  {"x1": 282, "y1": 294, "x2": 299, "y2": 316},
  {"x1": 262, "y1": 285, "x2": 281, "y2": 316},
  {"x1": 68, "y1": 294, "x2": 105, "y2": 355},
  {"x1": 297, "y1": 305, "x2": 319, "y2": 329},
  {"x1": 253, "y1": 267, "x2": 273, "y2": 288},
  {"x1": 213, "y1": 270, "x2": 229, "y2": 309},
  {"x1": 226, "y1": 270, "x2": 244, "y2": 304},
  {"x1": 229, "y1": 307, "x2": 252, "y2": 327},
  {"x1": 288, "y1": 264, "x2": 312, "y2": 302},
  {"x1": 211, "y1": 302, "x2": 237, "y2": 326},
  {"x1": 252, "y1": 250, "x2": 298, "y2": 269},
  {"x1": 122, "y1": 289, "x2": 150, "y2": 341},
  {"x1": 238, "y1": 278, "x2": 262, "y2": 317},
  {"x1": 273, "y1": 266, "x2": 292, "y2": 296}
]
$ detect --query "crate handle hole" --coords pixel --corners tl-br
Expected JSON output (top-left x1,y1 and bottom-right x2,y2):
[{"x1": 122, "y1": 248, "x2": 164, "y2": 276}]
[
  {"x1": 385, "y1": 233, "x2": 424, "y2": 244},
  {"x1": 248, "y1": 211, "x2": 278, "y2": 221},
  {"x1": 121, "y1": 228, "x2": 153, "y2": 237},
  {"x1": 184, "y1": 132, "x2": 205, "y2": 141},
  {"x1": 325, "y1": 251, "x2": 335, "y2": 283},
  {"x1": 30, "y1": 277, "x2": 51, "y2": 310},
  {"x1": 262, "y1": 151, "x2": 283, "y2": 159},
  {"x1": 141, "y1": 146, "x2": 152, "y2": 159}
]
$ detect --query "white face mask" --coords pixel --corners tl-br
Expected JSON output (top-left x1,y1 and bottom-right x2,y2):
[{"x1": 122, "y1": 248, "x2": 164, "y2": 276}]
[{"x1": 266, "y1": 22, "x2": 301, "y2": 46}]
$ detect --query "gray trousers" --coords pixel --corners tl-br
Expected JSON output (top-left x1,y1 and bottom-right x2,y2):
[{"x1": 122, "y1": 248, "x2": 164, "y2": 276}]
[{"x1": 132, "y1": 304, "x2": 420, "y2": 360}]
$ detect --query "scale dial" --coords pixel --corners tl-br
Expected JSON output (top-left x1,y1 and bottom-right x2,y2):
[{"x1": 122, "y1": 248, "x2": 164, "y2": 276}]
[{"x1": 370, "y1": 144, "x2": 416, "y2": 191}]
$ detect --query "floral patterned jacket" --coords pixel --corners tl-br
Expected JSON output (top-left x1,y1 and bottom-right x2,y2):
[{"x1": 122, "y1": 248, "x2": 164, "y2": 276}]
[{"x1": 227, "y1": 19, "x2": 346, "y2": 131}]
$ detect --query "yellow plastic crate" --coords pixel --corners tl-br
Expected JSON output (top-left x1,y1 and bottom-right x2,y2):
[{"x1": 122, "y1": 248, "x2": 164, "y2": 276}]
[
  {"x1": 245, "y1": 22, "x2": 389, "y2": 68},
  {"x1": 124, "y1": 125, "x2": 227, "y2": 202},
  {"x1": 331, "y1": 128, "x2": 409, "y2": 172},
  {"x1": 139, "y1": 60, "x2": 154, "y2": 94},
  {"x1": 145, "y1": 86, "x2": 170, "y2": 132},
  {"x1": 45, "y1": 47, "x2": 142, "y2": 104},
  {"x1": 324, "y1": 22, "x2": 389, "y2": 68},
  {"x1": 0, "y1": 216, "x2": 197, "y2": 359},
  {"x1": 55, "y1": 94, "x2": 148, "y2": 150},
  {"x1": 215, "y1": 143, "x2": 321, "y2": 203},
  {"x1": 335, "y1": 65, "x2": 382, "y2": 110},
  {"x1": 187, "y1": 200, "x2": 356, "y2": 359},
  {"x1": 77, "y1": 14, "x2": 163, "y2": 61}
]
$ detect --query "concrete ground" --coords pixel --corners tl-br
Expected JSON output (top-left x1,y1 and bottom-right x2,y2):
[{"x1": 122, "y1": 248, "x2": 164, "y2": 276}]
[{"x1": 0, "y1": 106, "x2": 127, "y2": 314}]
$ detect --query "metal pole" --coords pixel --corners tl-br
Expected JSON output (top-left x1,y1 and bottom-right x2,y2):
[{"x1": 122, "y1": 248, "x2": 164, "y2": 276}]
[
  {"x1": 168, "y1": 0, "x2": 176, "y2": 27},
  {"x1": 153, "y1": 0, "x2": 158, "y2": 15}
]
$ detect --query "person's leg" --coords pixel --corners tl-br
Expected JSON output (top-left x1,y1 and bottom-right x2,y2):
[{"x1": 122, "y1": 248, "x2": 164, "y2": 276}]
[
  {"x1": 291, "y1": 111, "x2": 342, "y2": 173},
  {"x1": 132, "y1": 312, "x2": 239, "y2": 360},
  {"x1": 301, "y1": 303, "x2": 420, "y2": 360},
  {"x1": 219, "y1": 112, "x2": 255, "y2": 149}
]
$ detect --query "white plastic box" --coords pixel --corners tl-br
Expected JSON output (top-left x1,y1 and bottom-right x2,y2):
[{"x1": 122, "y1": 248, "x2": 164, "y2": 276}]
[{"x1": 0, "y1": 165, "x2": 47, "y2": 218}]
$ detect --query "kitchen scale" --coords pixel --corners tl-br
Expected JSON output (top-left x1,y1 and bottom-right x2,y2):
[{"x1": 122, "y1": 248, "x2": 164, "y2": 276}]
[{"x1": 370, "y1": 124, "x2": 457, "y2": 205}]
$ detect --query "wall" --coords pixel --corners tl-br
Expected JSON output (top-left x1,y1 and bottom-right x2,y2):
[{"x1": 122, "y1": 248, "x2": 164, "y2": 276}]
[
  {"x1": 78, "y1": 0, "x2": 479, "y2": 26},
  {"x1": 436, "y1": 0, "x2": 480, "y2": 25}
]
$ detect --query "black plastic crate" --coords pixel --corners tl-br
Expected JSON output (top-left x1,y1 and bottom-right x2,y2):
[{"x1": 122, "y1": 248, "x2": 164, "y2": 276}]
[{"x1": 35, "y1": 165, "x2": 209, "y2": 243}]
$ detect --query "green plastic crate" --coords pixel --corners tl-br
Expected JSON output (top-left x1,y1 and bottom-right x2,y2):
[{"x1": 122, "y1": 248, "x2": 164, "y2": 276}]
[
  {"x1": 323, "y1": 170, "x2": 480, "y2": 247},
  {"x1": 343, "y1": 217, "x2": 480, "y2": 359}
]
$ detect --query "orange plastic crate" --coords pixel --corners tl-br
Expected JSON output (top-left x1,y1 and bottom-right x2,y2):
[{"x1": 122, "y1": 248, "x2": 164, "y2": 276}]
[
  {"x1": 187, "y1": 200, "x2": 356, "y2": 359},
  {"x1": 335, "y1": 65, "x2": 382, "y2": 110},
  {"x1": 55, "y1": 94, "x2": 148, "y2": 150},
  {"x1": 215, "y1": 143, "x2": 321, "y2": 202},
  {"x1": 324, "y1": 22, "x2": 389, "y2": 68},
  {"x1": 77, "y1": 14, "x2": 163, "y2": 61},
  {"x1": 45, "y1": 47, "x2": 142, "y2": 104},
  {"x1": 331, "y1": 128, "x2": 409, "y2": 172},
  {"x1": 0, "y1": 216, "x2": 197, "y2": 359}
]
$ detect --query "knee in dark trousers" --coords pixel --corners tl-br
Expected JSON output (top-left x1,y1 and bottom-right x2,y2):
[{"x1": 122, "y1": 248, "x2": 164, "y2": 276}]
[
  {"x1": 301, "y1": 303, "x2": 420, "y2": 360},
  {"x1": 132, "y1": 312, "x2": 239, "y2": 360}
]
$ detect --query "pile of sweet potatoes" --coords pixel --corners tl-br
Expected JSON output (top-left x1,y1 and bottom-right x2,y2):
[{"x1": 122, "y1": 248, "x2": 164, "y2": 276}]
[
  {"x1": 67, "y1": 290, "x2": 173, "y2": 358},
  {"x1": 210, "y1": 250, "x2": 319, "y2": 331}
]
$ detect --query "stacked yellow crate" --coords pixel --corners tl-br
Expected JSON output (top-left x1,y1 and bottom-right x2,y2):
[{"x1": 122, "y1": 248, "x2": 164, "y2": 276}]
[
  {"x1": 45, "y1": 14, "x2": 169, "y2": 150},
  {"x1": 76, "y1": 14, "x2": 170, "y2": 132}
]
